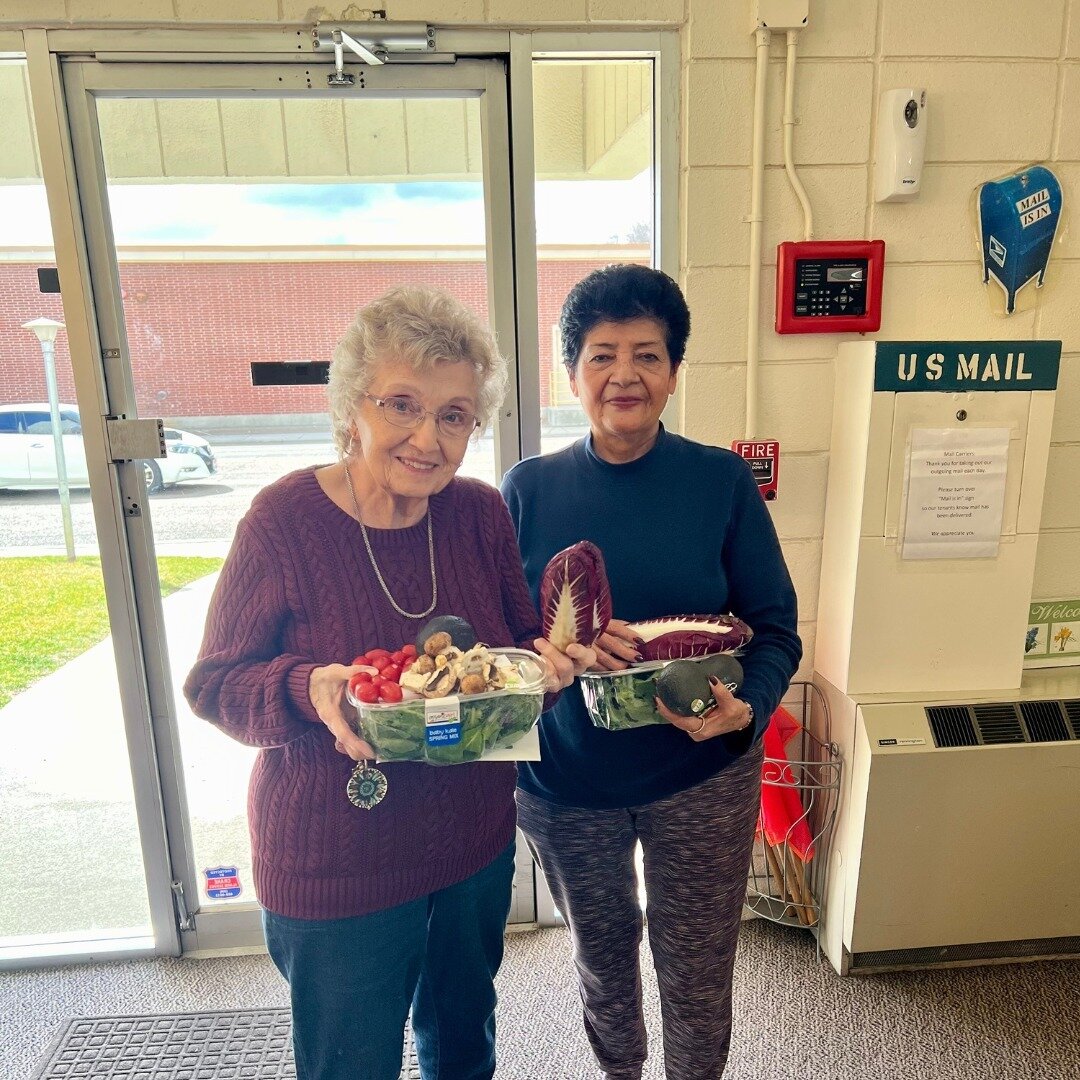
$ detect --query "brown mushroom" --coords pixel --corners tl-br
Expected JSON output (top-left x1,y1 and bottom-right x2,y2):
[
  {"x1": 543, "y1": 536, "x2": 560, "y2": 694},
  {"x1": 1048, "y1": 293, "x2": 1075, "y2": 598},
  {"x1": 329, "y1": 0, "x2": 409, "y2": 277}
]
[
  {"x1": 410, "y1": 655, "x2": 436, "y2": 675},
  {"x1": 423, "y1": 668, "x2": 458, "y2": 698},
  {"x1": 424, "y1": 631, "x2": 453, "y2": 657},
  {"x1": 459, "y1": 673, "x2": 487, "y2": 696}
]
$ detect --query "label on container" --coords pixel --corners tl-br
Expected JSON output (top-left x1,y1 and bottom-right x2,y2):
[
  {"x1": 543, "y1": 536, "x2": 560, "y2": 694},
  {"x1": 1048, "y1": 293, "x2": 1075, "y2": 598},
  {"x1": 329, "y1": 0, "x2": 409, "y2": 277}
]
[{"x1": 425, "y1": 698, "x2": 462, "y2": 746}]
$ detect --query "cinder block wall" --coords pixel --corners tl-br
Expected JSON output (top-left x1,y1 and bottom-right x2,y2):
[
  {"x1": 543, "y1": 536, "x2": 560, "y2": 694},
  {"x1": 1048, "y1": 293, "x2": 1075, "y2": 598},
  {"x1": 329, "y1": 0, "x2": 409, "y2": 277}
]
[
  {"x1": 681, "y1": 0, "x2": 1080, "y2": 677},
  {"x1": 2, "y1": 0, "x2": 1077, "y2": 681}
]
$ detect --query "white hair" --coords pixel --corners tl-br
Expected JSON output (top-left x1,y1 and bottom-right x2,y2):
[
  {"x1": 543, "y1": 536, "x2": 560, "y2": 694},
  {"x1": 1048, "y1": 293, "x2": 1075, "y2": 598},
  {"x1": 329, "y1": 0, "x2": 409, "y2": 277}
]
[{"x1": 327, "y1": 285, "x2": 508, "y2": 457}]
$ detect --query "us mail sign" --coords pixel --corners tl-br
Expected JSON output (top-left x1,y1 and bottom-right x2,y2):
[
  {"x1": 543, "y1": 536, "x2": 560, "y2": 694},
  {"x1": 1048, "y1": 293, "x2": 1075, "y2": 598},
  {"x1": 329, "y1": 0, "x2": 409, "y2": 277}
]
[
  {"x1": 977, "y1": 165, "x2": 1063, "y2": 315},
  {"x1": 873, "y1": 340, "x2": 1060, "y2": 392}
]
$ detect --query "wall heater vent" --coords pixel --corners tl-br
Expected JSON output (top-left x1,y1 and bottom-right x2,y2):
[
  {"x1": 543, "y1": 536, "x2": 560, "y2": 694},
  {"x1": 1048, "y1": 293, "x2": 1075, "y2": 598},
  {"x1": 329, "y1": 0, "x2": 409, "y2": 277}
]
[
  {"x1": 1020, "y1": 700, "x2": 1071, "y2": 743},
  {"x1": 973, "y1": 702, "x2": 1025, "y2": 744},
  {"x1": 925, "y1": 699, "x2": 1080, "y2": 748},
  {"x1": 1063, "y1": 699, "x2": 1080, "y2": 738},
  {"x1": 925, "y1": 704, "x2": 978, "y2": 747}
]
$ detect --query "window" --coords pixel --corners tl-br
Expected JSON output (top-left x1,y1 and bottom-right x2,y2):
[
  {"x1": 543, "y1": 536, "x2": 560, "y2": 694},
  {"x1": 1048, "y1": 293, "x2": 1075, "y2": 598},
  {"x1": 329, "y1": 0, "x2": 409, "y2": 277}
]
[{"x1": 532, "y1": 59, "x2": 656, "y2": 456}]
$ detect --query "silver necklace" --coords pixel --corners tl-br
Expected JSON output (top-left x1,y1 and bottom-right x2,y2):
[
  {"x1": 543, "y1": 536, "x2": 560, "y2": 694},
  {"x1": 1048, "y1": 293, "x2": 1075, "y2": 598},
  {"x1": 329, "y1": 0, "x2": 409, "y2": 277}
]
[{"x1": 344, "y1": 463, "x2": 437, "y2": 620}]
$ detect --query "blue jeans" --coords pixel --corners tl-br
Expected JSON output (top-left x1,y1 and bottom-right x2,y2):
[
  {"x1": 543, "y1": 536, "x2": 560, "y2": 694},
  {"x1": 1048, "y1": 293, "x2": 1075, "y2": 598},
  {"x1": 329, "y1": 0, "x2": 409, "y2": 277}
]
[{"x1": 263, "y1": 842, "x2": 515, "y2": 1080}]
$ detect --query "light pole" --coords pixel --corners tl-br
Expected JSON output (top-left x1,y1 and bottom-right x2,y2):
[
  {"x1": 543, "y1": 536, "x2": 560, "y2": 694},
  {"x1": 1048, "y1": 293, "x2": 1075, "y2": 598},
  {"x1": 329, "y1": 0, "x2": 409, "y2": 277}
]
[{"x1": 22, "y1": 317, "x2": 75, "y2": 561}]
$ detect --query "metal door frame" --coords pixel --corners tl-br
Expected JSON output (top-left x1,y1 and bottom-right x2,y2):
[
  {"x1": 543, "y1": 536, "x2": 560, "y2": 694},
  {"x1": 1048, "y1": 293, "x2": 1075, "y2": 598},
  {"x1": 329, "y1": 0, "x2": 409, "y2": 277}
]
[
  {"x1": 9, "y1": 23, "x2": 678, "y2": 963},
  {"x1": 27, "y1": 42, "x2": 522, "y2": 961}
]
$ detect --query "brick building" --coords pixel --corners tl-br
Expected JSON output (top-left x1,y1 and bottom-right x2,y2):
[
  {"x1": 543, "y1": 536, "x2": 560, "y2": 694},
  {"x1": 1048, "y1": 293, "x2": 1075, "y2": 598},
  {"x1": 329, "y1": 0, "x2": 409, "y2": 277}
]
[{"x1": 1, "y1": 245, "x2": 648, "y2": 430}]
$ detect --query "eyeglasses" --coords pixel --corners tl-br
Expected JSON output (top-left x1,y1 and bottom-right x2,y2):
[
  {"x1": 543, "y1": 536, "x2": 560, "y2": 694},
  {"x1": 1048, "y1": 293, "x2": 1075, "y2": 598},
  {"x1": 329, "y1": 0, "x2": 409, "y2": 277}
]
[{"x1": 363, "y1": 393, "x2": 480, "y2": 439}]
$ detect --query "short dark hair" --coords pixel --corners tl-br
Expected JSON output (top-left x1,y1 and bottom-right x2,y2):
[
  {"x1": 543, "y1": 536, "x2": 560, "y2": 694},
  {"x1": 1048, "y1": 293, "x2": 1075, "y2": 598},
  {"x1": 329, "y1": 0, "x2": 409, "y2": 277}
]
[{"x1": 559, "y1": 263, "x2": 691, "y2": 372}]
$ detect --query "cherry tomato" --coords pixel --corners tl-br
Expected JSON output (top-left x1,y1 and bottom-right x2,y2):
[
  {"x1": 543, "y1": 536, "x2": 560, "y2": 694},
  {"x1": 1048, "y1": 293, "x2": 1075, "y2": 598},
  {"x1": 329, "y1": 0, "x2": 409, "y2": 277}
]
[
  {"x1": 371, "y1": 674, "x2": 387, "y2": 687},
  {"x1": 350, "y1": 655, "x2": 370, "y2": 667},
  {"x1": 378, "y1": 681, "x2": 403, "y2": 703},
  {"x1": 371, "y1": 655, "x2": 393, "y2": 671},
  {"x1": 355, "y1": 682, "x2": 380, "y2": 704},
  {"x1": 401, "y1": 644, "x2": 418, "y2": 658},
  {"x1": 347, "y1": 672, "x2": 370, "y2": 697},
  {"x1": 381, "y1": 664, "x2": 402, "y2": 683},
  {"x1": 365, "y1": 649, "x2": 392, "y2": 664}
]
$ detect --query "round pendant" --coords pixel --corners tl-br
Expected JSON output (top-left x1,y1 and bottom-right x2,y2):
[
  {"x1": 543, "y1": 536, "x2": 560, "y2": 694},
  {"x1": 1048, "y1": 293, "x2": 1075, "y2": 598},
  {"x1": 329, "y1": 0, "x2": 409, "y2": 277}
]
[{"x1": 347, "y1": 763, "x2": 388, "y2": 809}]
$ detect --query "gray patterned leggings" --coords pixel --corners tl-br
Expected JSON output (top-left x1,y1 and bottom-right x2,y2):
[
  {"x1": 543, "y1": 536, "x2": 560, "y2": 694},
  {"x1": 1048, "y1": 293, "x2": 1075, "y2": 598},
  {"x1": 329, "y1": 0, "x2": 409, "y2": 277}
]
[{"x1": 516, "y1": 743, "x2": 764, "y2": 1080}]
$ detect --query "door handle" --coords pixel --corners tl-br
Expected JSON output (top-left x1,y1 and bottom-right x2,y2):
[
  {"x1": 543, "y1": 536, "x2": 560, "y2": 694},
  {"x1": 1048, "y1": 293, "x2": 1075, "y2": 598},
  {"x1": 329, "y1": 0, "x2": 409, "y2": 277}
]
[{"x1": 106, "y1": 416, "x2": 166, "y2": 461}]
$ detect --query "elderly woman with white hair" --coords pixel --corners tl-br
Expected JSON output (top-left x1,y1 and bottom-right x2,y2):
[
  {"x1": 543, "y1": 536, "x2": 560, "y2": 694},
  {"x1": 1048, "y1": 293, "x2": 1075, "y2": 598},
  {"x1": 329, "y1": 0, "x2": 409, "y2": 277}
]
[{"x1": 185, "y1": 285, "x2": 593, "y2": 1080}]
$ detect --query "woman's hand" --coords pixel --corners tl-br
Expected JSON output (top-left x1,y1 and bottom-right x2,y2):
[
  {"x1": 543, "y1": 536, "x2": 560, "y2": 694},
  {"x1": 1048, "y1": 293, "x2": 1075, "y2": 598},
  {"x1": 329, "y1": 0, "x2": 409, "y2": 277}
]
[
  {"x1": 533, "y1": 638, "x2": 597, "y2": 693},
  {"x1": 308, "y1": 664, "x2": 376, "y2": 761},
  {"x1": 588, "y1": 618, "x2": 643, "y2": 672},
  {"x1": 655, "y1": 677, "x2": 754, "y2": 743}
]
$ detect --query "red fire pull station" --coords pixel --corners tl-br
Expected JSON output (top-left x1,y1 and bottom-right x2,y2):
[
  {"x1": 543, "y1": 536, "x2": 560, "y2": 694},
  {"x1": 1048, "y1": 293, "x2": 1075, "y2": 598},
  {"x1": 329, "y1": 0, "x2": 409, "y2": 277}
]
[
  {"x1": 732, "y1": 440, "x2": 780, "y2": 500},
  {"x1": 775, "y1": 239, "x2": 885, "y2": 335}
]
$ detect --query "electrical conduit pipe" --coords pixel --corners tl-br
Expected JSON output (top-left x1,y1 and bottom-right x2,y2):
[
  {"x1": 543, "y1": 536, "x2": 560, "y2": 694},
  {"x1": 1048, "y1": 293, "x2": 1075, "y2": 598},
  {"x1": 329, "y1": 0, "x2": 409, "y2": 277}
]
[{"x1": 745, "y1": 26, "x2": 771, "y2": 440}]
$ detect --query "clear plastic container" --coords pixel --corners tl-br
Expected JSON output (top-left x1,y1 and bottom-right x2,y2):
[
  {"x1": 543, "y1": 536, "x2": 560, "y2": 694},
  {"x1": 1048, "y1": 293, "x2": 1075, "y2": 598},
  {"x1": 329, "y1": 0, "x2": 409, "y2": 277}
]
[
  {"x1": 580, "y1": 652, "x2": 743, "y2": 732},
  {"x1": 579, "y1": 662, "x2": 668, "y2": 731},
  {"x1": 348, "y1": 648, "x2": 546, "y2": 765}
]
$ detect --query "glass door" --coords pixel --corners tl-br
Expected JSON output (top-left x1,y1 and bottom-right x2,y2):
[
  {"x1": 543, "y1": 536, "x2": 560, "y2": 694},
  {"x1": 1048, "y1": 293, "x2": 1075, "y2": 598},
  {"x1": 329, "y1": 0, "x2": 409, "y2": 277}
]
[
  {"x1": 61, "y1": 56, "x2": 524, "y2": 951},
  {"x1": 0, "y1": 56, "x2": 156, "y2": 964},
  {"x1": 530, "y1": 58, "x2": 657, "y2": 457}
]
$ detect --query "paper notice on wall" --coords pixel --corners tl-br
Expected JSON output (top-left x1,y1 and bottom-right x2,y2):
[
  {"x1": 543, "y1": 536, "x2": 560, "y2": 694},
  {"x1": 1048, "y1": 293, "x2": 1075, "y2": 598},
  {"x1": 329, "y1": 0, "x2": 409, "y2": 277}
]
[{"x1": 901, "y1": 427, "x2": 1010, "y2": 560}]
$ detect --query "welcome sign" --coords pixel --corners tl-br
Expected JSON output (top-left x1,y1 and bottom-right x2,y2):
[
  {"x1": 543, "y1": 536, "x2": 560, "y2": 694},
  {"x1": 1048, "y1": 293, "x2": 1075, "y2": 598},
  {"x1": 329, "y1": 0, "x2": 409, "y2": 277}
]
[
  {"x1": 1025, "y1": 598, "x2": 1080, "y2": 668},
  {"x1": 873, "y1": 340, "x2": 1060, "y2": 392}
]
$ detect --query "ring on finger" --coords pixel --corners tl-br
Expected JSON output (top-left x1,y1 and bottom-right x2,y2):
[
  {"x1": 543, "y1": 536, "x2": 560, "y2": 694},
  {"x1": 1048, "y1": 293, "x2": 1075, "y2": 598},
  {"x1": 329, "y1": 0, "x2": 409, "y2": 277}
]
[{"x1": 691, "y1": 715, "x2": 707, "y2": 735}]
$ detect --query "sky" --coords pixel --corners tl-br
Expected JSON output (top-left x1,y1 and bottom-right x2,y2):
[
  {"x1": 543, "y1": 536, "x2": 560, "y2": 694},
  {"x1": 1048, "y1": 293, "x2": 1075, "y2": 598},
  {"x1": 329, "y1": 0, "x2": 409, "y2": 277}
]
[{"x1": 1, "y1": 172, "x2": 652, "y2": 248}]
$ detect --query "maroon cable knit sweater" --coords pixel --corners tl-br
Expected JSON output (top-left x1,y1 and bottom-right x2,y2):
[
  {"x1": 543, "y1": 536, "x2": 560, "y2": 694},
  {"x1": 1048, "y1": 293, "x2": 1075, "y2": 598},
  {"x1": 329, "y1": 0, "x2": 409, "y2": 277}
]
[{"x1": 184, "y1": 467, "x2": 541, "y2": 920}]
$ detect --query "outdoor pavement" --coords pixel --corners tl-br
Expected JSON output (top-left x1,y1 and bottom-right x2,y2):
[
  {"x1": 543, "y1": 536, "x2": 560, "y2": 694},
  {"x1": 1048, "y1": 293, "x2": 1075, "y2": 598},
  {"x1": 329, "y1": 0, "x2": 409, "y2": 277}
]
[{"x1": 0, "y1": 572, "x2": 253, "y2": 941}]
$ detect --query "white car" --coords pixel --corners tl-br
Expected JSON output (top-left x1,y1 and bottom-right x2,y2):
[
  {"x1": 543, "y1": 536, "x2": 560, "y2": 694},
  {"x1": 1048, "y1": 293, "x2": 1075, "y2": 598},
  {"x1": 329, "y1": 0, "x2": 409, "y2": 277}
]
[{"x1": 0, "y1": 403, "x2": 217, "y2": 493}]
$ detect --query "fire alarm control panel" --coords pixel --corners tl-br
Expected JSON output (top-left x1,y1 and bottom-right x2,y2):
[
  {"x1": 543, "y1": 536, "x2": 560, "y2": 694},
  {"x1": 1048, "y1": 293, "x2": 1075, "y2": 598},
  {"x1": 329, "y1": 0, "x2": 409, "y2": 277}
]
[{"x1": 775, "y1": 239, "x2": 885, "y2": 334}]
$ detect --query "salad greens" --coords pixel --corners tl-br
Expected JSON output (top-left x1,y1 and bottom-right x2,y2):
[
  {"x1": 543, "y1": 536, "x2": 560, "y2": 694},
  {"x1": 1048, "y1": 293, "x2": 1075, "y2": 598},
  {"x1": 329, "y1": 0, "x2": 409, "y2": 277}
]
[
  {"x1": 358, "y1": 691, "x2": 543, "y2": 765},
  {"x1": 580, "y1": 668, "x2": 667, "y2": 731}
]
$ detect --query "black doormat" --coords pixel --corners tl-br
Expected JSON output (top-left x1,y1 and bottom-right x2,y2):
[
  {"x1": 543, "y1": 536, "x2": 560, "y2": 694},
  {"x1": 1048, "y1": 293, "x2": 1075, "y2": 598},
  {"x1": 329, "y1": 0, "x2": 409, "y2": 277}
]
[{"x1": 31, "y1": 1008, "x2": 421, "y2": 1079}]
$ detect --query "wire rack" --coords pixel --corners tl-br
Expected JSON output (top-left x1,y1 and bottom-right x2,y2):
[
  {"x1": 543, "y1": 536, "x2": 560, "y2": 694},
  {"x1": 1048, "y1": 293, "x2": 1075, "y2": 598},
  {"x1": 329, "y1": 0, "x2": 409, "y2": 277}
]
[{"x1": 745, "y1": 680, "x2": 841, "y2": 945}]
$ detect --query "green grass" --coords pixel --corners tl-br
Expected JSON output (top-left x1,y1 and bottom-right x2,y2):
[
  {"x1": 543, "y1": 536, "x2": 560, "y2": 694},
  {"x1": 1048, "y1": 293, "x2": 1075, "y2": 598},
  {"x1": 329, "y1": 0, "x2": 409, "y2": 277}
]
[{"x1": 0, "y1": 556, "x2": 222, "y2": 709}]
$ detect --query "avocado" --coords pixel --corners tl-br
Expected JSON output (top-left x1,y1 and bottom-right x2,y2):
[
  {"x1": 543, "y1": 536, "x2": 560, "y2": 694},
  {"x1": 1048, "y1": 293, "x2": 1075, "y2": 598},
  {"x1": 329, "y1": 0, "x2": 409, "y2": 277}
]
[
  {"x1": 655, "y1": 654, "x2": 744, "y2": 717},
  {"x1": 415, "y1": 614, "x2": 477, "y2": 653}
]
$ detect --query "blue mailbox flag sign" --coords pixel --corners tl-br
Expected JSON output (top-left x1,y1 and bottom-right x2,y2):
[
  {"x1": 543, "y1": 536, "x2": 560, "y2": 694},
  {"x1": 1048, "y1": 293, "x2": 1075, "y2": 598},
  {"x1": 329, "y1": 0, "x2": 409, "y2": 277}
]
[{"x1": 978, "y1": 165, "x2": 1063, "y2": 315}]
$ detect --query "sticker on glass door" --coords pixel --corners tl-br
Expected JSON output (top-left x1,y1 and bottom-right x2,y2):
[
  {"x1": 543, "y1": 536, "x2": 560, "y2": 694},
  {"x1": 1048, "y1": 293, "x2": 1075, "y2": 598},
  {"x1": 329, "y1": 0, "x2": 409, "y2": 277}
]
[{"x1": 203, "y1": 865, "x2": 242, "y2": 899}]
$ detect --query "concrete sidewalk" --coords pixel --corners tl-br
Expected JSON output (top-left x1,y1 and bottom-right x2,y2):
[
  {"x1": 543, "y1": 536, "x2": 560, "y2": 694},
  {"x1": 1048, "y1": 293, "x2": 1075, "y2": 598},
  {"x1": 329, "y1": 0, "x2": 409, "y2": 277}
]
[{"x1": 0, "y1": 572, "x2": 253, "y2": 940}]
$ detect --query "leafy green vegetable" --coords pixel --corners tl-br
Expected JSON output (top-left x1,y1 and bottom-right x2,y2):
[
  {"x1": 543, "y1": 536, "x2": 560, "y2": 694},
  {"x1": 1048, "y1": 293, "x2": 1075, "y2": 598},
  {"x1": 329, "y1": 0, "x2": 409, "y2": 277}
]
[
  {"x1": 580, "y1": 669, "x2": 668, "y2": 731},
  {"x1": 357, "y1": 691, "x2": 542, "y2": 765}
]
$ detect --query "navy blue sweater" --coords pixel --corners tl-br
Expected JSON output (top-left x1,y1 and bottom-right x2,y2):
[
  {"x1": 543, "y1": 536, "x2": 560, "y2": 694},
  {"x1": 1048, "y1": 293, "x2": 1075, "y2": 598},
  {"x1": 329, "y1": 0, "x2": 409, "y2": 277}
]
[{"x1": 500, "y1": 427, "x2": 802, "y2": 809}]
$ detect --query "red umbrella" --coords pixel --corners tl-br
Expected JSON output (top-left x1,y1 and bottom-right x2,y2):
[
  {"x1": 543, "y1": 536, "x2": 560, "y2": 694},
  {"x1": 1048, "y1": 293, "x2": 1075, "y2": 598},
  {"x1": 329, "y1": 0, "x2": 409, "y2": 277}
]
[{"x1": 760, "y1": 706, "x2": 815, "y2": 862}]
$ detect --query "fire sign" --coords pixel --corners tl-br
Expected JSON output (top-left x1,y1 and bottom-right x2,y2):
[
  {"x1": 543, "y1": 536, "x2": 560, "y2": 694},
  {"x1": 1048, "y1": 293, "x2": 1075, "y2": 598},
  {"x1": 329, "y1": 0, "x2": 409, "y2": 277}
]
[{"x1": 732, "y1": 440, "x2": 780, "y2": 500}]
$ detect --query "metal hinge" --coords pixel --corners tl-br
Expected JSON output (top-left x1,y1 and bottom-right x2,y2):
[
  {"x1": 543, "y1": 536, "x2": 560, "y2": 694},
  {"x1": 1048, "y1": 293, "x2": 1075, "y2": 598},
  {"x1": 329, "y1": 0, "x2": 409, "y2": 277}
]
[{"x1": 171, "y1": 880, "x2": 195, "y2": 932}]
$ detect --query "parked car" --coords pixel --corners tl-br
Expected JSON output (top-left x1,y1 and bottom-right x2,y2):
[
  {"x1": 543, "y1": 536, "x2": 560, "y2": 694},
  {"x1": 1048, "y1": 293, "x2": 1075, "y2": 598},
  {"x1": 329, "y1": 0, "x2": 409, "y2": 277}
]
[{"x1": 0, "y1": 403, "x2": 217, "y2": 493}]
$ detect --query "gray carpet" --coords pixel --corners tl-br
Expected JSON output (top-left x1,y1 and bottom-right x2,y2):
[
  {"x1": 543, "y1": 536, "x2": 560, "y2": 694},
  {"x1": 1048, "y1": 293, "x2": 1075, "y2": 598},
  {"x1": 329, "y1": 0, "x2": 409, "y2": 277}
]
[{"x1": 4, "y1": 920, "x2": 1079, "y2": 1080}]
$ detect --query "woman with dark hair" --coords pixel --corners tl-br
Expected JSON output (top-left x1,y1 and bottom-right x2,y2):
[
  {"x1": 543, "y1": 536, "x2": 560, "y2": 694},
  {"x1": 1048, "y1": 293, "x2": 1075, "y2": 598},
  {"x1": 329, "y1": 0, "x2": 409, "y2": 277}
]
[{"x1": 500, "y1": 263, "x2": 801, "y2": 1080}]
